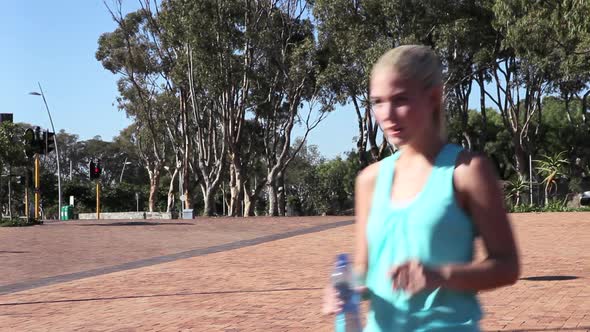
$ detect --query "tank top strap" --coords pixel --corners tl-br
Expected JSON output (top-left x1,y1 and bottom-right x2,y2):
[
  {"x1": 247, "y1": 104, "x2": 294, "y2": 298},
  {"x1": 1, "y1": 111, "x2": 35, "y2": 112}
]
[
  {"x1": 429, "y1": 143, "x2": 464, "y2": 200},
  {"x1": 369, "y1": 152, "x2": 401, "y2": 215}
]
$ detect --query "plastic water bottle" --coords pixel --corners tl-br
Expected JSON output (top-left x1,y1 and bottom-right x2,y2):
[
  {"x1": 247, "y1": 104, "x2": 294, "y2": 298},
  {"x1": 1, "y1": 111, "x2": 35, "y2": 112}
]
[{"x1": 332, "y1": 253, "x2": 362, "y2": 332}]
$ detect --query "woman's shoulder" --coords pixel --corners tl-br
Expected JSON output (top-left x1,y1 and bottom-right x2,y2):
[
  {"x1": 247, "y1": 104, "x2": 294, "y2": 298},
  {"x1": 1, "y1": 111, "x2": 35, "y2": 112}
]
[
  {"x1": 355, "y1": 160, "x2": 381, "y2": 190},
  {"x1": 452, "y1": 149, "x2": 502, "y2": 213},
  {"x1": 355, "y1": 153, "x2": 397, "y2": 190},
  {"x1": 454, "y1": 149, "x2": 503, "y2": 192},
  {"x1": 355, "y1": 153, "x2": 400, "y2": 193}
]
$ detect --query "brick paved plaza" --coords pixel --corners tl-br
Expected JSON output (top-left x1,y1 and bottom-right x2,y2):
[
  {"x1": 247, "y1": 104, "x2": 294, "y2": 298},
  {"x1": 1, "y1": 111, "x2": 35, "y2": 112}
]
[{"x1": 0, "y1": 213, "x2": 589, "y2": 331}]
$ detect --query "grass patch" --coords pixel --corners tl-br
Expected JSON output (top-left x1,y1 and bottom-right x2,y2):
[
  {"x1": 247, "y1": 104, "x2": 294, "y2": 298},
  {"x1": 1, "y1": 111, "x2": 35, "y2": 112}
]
[
  {"x1": 0, "y1": 218, "x2": 43, "y2": 227},
  {"x1": 509, "y1": 203, "x2": 590, "y2": 213}
]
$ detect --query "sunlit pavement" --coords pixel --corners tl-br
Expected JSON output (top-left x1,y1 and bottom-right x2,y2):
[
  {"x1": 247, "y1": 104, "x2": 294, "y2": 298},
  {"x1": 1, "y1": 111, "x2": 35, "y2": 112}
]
[{"x1": 1, "y1": 213, "x2": 589, "y2": 331}]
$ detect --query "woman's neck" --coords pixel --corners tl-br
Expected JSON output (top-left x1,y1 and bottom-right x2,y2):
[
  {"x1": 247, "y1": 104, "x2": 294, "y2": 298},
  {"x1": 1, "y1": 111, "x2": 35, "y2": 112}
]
[{"x1": 399, "y1": 137, "x2": 446, "y2": 163}]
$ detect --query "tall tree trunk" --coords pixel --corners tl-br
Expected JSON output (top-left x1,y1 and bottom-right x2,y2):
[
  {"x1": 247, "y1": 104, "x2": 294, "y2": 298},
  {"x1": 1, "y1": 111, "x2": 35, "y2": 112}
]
[
  {"x1": 229, "y1": 155, "x2": 244, "y2": 217},
  {"x1": 366, "y1": 107, "x2": 384, "y2": 161},
  {"x1": 243, "y1": 182, "x2": 254, "y2": 217},
  {"x1": 201, "y1": 185, "x2": 216, "y2": 216},
  {"x1": 182, "y1": 102, "x2": 192, "y2": 210},
  {"x1": 244, "y1": 176, "x2": 265, "y2": 217},
  {"x1": 477, "y1": 72, "x2": 487, "y2": 148},
  {"x1": 564, "y1": 93, "x2": 573, "y2": 125},
  {"x1": 277, "y1": 171, "x2": 285, "y2": 216},
  {"x1": 513, "y1": 137, "x2": 528, "y2": 180},
  {"x1": 147, "y1": 168, "x2": 161, "y2": 212},
  {"x1": 166, "y1": 166, "x2": 179, "y2": 213},
  {"x1": 462, "y1": 132, "x2": 472, "y2": 150},
  {"x1": 456, "y1": 80, "x2": 473, "y2": 150},
  {"x1": 351, "y1": 96, "x2": 368, "y2": 167},
  {"x1": 582, "y1": 90, "x2": 590, "y2": 124},
  {"x1": 267, "y1": 183, "x2": 278, "y2": 216}
]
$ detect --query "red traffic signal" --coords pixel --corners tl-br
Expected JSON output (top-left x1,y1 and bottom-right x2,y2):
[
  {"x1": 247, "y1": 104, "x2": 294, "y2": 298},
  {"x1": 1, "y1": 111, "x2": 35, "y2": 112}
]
[{"x1": 89, "y1": 159, "x2": 102, "y2": 180}]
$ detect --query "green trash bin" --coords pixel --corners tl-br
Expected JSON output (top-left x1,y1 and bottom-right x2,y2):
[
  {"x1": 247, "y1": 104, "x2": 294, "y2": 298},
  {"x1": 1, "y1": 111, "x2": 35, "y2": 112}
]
[
  {"x1": 61, "y1": 206, "x2": 74, "y2": 221},
  {"x1": 60, "y1": 206, "x2": 68, "y2": 221}
]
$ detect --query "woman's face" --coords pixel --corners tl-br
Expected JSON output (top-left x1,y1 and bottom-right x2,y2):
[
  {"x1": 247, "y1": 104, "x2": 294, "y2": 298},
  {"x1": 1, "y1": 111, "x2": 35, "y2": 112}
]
[{"x1": 370, "y1": 69, "x2": 439, "y2": 147}]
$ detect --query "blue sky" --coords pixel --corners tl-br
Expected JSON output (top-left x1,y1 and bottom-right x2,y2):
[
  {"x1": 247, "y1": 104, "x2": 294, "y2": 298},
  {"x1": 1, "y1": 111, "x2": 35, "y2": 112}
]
[
  {"x1": 3, "y1": 1, "x2": 482, "y2": 159},
  {"x1": 2, "y1": 1, "x2": 137, "y2": 141}
]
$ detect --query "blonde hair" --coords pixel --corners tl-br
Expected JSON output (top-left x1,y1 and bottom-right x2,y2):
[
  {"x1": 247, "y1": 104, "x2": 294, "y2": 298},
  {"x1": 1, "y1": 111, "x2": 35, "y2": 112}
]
[{"x1": 371, "y1": 45, "x2": 446, "y2": 140}]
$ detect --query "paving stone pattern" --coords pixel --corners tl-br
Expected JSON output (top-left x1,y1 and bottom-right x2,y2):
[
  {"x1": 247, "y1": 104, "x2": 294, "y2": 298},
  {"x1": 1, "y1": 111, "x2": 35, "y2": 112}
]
[{"x1": 0, "y1": 213, "x2": 589, "y2": 331}]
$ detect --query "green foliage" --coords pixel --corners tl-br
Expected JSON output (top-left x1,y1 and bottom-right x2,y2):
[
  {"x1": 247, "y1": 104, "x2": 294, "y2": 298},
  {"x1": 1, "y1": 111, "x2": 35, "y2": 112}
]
[
  {"x1": 0, "y1": 217, "x2": 43, "y2": 227},
  {"x1": 286, "y1": 143, "x2": 360, "y2": 216},
  {"x1": 504, "y1": 176, "x2": 529, "y2": 207},
  {"x1": 535, "y1": 151, "x2": 569, "y2": 205},
  {"x1": 536, "y1": 152, "x2": 569, "y2": 183},
  {"x1": 0, "y1": 122, "x2": 27, "y2": 168},
  {"x1": 509, "y1": 201, "x2": 590, "y2": 214},
  {"x1": 47, "y1": 0, "x2": 590, "y2": 217},
  {"x1": 568, "y1": 177, "x2": 583, "y2": 194},
  {"x1": 314, "y1": 156, "x2": 359, "y2": 215}
]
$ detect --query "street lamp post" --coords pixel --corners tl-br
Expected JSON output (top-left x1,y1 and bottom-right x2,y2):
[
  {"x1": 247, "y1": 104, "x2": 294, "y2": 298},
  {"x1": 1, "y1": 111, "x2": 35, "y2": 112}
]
[
  {"x1": 119, "y1": 157, "x2": 132, "y2": 183},
  {"x1": 29, "y1": 82, "x2": 62, "y2": 219}
]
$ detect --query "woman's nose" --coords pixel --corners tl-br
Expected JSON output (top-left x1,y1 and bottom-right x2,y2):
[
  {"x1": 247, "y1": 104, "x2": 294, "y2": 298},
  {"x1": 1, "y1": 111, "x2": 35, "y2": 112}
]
[{"x1": 385, "y1": 103, "x2": 399, "y2": 122}]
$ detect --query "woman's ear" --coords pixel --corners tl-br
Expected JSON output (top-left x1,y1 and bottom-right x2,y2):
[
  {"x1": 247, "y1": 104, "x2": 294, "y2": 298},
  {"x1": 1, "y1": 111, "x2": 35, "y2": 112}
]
[
  {"x1": 428, "y1": 85, "x2": 443, "y2": 110},
  {"x1": 428, "y1": 85, "x2": 444, "y2": 128}
]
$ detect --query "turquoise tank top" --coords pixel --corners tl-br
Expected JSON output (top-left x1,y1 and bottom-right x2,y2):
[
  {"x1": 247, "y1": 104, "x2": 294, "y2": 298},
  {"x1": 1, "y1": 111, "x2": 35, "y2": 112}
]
[{"x1": 364, "y1": 143, "x2": 482, "y2": 332}]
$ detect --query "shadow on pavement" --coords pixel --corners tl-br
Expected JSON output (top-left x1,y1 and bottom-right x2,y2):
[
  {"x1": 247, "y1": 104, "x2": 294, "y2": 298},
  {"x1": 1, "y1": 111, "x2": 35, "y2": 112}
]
[
  {"x1": 0, "y1": 219, "x2": 353, "y2": 295},
  {"x1": 520, "y1": 275, "x2": 580, "y2": 281},
  {"x1": 504, "y1": 328, "x2": 590, "y2": 332},
  {"x1": 76, "y1": 222, "x2": 194, "y2": 226},
  {"x1": 0, "y1": 287, "x2": 323, "y2": 306}
]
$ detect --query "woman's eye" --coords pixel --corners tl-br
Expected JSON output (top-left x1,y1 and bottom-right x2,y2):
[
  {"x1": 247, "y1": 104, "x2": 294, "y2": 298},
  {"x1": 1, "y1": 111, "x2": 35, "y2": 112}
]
[{"x1": 394, "y1": 96, "x2": 408, "y2": 104}]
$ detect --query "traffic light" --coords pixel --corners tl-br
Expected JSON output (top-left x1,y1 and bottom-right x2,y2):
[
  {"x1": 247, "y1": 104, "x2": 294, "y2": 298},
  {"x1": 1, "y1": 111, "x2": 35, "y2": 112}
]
[
  {"x1": 89, "y1": 160, "x2": 96, "y2": 180},
  {"x1": 34, "y1": 127, "x2": 42, "y2": 149},
  {"x1": 89, "y1": 159, "x2": 102, "y2": 180},
  {"x1": 95, "y1": 159, "x2": 102, "y2": 178},
  {"x1": 17, "y1": 170, "x2": 33, "y2": 186},
  {"x1": 23, "y1": 128, "x2": 36, "y2": 158},
  {"x1": 0, "y1": 113, "x2": 13, "y2": 123},
  {"x1": 27, "y1": 169, "x2": 33, "y2": 186},
  {"x1": 43, "y1": 130, "x2": 55, "y2": 154},
  {"x1": 22, "y1": 127, "x2": 55, "y2": 156}
]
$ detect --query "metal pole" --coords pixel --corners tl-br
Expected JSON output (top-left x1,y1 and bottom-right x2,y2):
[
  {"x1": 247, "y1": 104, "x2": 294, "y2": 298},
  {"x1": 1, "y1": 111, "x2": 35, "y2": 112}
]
[
  {"x1": 0, "y1": 171, "x2": 3, "y2": 219},
  {"x1": 37, "y1": 83, "x2": 62, "y2": 219},
  {"x1": 0, "y1": 172, "x2": 2, "y2": 219},
  {"x1": 179, "y1": 170, "x2": 184, "y2": 211},
  {"x1": 35, "y1": 154, "x2": 40, "y2": 220},
  {"x1": 96, "y1": 181, "x2": 101, "y2": 219},
  {"x1": 25, "y1": 168, "x2": 30, "y2": 219},
  {"x1": 8, "y1": 167, "x2": 12, "y2": 218},
  {"x1": 25, "y1": 187, "x2": 29, "y2": 219},
  {"x1": 222, "y1": 182, "x2": 226, "y2": 216},
  {"x1": 529, "y1": 154, "x2": 533, "y2": 206},
  {"x1": 119, "y1": 157, "x2": 128, "y2": 183}
]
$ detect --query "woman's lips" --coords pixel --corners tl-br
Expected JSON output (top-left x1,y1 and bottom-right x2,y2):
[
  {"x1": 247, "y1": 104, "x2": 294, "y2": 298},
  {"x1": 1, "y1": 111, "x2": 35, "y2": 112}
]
[{"x1": 390, "y1": 127, "x2": 404, "y2": 136}]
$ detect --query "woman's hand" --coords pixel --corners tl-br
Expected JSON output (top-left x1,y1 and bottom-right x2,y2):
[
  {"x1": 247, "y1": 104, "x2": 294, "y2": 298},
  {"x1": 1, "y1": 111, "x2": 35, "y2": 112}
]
[
  {"x1": 389, "y1": 260, "x2": 446, "y2": 296},
  {"x1": 322, "y1": 284, "x2": 344, "y2": 315},
  {"x1": 322, "y1": 283, "x2": 369, "y2": 315}
]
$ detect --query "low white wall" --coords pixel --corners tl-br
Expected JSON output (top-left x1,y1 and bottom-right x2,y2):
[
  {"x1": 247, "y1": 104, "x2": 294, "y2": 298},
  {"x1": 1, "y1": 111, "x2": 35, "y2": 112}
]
[{"x1": 78, "y1": 212, "x2": 173, "y2": 220}]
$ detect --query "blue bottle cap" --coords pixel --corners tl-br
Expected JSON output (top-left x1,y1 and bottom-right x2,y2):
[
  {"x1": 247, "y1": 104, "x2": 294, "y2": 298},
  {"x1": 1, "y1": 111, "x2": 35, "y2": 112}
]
[{"x1": 336, "y1": 253, "x2": 349, "y2": 268}]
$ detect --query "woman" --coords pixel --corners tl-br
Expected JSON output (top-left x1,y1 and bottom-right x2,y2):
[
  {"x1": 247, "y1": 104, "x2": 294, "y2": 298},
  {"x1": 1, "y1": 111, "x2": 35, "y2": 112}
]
[{"x1": 323, "y1": 45, "x2": 520, "y2": 331}]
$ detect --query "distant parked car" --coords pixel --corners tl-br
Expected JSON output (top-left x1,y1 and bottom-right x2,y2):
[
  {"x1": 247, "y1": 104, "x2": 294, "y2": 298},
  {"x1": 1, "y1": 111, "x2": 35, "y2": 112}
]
[{"x1": 581, "y1": 191, "x2": 590, "y2": 206}]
